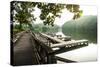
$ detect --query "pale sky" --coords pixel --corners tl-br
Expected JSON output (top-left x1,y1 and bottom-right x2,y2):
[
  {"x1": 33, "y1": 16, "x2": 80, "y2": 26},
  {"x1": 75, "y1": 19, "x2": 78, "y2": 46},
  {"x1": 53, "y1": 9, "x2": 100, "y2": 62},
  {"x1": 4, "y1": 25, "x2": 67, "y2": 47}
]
[
  {"x1": 80, "y1": 5, "x2": 97, "y2": 16},
  {"x1": 32, "y1": 5, "x2": 97, "y2": 27}
]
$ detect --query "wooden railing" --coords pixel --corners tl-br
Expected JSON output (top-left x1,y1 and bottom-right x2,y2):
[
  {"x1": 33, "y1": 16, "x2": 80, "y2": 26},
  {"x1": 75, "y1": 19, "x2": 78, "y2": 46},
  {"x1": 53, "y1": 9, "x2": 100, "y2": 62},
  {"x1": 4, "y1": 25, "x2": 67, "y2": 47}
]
[
  {"x1": 30, "y1": 32, "x2": 57, "y2": 64},
  {"x1": 29, "y1": 31, "x2": 89, "y2": 63},
  {"x1": 51, "y1": 40, "x2": 88, "y2": 48}
]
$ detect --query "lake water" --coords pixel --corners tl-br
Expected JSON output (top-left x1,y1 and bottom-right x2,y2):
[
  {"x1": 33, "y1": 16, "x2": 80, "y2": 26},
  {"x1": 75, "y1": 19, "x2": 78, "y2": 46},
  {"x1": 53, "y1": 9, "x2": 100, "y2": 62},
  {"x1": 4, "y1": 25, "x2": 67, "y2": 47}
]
[{"x1": 55, "y1": 31, "x2": 98, "y2": 63}]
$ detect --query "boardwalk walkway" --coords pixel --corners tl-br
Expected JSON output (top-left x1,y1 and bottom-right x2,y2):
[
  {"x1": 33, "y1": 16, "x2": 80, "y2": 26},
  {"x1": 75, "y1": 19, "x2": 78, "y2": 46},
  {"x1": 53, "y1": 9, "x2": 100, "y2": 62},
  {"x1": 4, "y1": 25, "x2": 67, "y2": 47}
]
[
  {"x1": 13, "y1": 32, "x2": 39, "y2": 66},
  {"x1": 12, "y1": 32, "x2": 88, "y2": 66}
]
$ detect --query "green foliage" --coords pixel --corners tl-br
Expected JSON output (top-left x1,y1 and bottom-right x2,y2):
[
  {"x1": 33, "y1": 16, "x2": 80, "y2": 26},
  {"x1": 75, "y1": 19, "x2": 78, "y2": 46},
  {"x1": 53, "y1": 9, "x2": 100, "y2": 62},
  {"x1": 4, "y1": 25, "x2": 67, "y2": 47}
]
[
  {"x1": 12, "y1": 1, "x2": 36, "y2": 31},
  {"x1": 62, "y1": 15, "x2": 97, "y2": 43},
  {"x1": 42, "y1": 26, "x2": 48, "y2": 32},
  {"x1": 11, "y1": 1, "x2": 82, "y2": 25},
  {"x1": 32, "y1": 23, "x2": 59, "y2": 33},
  {"x1": 66, "y1": 4, "x2": 83, "y2": 19},
  {"x1": 13, "y1": 24, "x2": 24, "y2": 34},
  {"x1": 11, "y1": 1, "x2": 83, "y2": 34}
]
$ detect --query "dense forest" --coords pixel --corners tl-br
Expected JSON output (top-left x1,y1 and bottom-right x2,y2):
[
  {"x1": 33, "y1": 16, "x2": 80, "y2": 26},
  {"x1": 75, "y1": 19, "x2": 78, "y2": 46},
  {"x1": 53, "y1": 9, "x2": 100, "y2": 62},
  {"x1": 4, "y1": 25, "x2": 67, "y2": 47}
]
[
  {"x1": 62, "y1": 15, "x2": 97, "y2": 43},
  {"x1": 32, "y1": 23, "x2": 60, "y2": 33}
]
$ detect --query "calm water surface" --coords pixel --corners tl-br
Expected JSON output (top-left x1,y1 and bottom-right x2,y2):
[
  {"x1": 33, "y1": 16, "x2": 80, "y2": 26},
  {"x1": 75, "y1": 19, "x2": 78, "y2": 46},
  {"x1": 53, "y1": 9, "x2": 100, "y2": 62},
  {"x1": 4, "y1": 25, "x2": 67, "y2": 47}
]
[{"x1": 56, "y1": 31, "x2": 97, "y2": 63}]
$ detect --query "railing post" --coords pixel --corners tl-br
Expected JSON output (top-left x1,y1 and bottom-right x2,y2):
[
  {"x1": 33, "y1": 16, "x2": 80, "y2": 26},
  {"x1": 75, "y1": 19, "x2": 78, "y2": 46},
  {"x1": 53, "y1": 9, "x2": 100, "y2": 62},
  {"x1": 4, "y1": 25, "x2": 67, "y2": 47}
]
[{"x1": 47, "y1": 53, "x2": 57, "y2": 64}]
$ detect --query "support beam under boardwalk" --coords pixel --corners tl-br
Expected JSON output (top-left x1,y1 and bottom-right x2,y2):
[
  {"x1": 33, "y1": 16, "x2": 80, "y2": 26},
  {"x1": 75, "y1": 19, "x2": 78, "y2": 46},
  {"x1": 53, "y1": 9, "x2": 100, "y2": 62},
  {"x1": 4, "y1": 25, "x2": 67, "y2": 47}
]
[
  {"x1": 50, "y1": 40, "x2": 88, "y2": 55},
  {"x1": 55, "y1": 56, "x2": 77, "y2": 63}
]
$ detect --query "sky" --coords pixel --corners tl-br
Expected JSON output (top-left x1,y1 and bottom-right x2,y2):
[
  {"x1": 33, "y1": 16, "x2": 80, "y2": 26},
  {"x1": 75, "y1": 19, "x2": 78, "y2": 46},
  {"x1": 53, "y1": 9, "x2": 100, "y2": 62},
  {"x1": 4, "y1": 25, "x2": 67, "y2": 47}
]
[{"x1": 32, "y1": 5, "x2": 97, "y2": 27}]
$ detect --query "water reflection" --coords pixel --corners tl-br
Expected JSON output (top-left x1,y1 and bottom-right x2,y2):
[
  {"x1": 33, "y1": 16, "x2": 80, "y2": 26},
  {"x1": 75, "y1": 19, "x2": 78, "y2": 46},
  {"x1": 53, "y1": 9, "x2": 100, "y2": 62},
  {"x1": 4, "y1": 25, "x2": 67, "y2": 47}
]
[
  {"x1": 55, "y1": 31, "x2": 97, "y2": 63},
  {"x1": 56, "y1": 43, "x2": 97, "y2": 63}
]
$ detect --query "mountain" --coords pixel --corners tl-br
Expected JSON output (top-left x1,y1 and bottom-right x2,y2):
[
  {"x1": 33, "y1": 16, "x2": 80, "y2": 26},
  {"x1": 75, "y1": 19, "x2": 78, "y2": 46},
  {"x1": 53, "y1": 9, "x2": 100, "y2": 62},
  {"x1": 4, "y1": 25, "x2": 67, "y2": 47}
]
[{"x1": 62, "y1": 15, "x2": 97, "y2": 43}]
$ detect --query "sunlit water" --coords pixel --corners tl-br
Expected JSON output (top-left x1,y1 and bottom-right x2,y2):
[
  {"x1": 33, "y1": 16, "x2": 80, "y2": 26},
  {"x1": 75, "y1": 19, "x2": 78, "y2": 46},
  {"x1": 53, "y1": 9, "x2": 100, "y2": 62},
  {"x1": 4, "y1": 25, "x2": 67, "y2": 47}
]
[{"x1": 55, "y1": 31, "x2": 98, "y2": 63}]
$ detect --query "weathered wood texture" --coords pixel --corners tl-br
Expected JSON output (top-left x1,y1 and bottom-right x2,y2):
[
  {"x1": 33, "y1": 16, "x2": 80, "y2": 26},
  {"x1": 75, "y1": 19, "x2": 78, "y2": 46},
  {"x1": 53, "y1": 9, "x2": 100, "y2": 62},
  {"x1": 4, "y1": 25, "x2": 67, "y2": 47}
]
[
  {"x1": 13, "y1": 32, "x2": 40, "y2": 66},
  {"x1": 30, "y1": 32, "x2": 57, "y2": 64},
  {"x1": 51, "y1": 40, "x2": 88, "y2": 48},
  {"x1": 40, "y1": 33, "x2": 65, "y2": 43}
]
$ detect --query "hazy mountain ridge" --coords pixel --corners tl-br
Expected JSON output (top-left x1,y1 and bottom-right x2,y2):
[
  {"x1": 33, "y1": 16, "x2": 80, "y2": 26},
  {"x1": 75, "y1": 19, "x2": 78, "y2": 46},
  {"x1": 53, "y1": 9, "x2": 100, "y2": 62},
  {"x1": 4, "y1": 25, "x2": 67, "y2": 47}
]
[{"x1": 62, "y1": 15, "x2": 97, "y2": 43}]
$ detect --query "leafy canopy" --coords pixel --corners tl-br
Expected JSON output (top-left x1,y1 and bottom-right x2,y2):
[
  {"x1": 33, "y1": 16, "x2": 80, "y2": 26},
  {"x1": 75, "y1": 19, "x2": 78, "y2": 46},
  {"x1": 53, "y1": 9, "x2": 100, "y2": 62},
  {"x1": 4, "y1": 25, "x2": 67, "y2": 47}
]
[{"x1": 11, "y1": 1, "x2": 82, "y2": 27}]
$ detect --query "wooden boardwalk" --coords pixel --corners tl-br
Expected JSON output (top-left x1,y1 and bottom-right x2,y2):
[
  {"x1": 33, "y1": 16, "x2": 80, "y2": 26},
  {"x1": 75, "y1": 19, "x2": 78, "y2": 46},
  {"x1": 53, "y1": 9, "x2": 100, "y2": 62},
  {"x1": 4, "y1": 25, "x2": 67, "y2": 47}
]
[
  {"x1": 13, "y1": 32, "x2": 40, "y2": 66},
  {"x1": 12, "y1": 31, "x2": 89, "y2": 65}
]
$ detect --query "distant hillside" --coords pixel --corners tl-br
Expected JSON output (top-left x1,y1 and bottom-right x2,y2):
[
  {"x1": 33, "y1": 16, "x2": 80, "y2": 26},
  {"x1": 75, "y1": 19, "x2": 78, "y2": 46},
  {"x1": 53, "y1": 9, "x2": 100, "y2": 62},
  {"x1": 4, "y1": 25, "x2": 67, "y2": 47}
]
[
  {"x1": 32, "y1": 23, "x2": 60, "y2": 33},
  {"x1": 62, "y1": 15, "x2": 97, "y2": 43}
]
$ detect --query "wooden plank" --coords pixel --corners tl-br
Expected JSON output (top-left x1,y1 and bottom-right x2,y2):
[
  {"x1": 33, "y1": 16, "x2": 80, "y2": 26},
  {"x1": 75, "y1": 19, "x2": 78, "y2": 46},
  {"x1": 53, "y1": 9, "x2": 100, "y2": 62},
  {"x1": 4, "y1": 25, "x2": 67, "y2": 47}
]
[
  {"x1": 57, "y1": 36, "x2": 71, "y2": 41},
  {"x1": 51, "y1": 40, "x2": 88, "y2": 48},
  {"x1": 40, "y1": 33, "x2": 65, "y2": 43},
  {"x1": 13, "y1": 33, "x2": 40, "y2": 65}
]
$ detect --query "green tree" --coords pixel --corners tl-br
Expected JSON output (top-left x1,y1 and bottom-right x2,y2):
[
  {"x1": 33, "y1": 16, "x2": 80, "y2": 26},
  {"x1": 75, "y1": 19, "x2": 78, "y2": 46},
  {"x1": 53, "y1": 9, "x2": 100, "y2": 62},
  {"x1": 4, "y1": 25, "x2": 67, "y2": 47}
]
[
  {"x1": 11, "y1": 1, "x2": 82, "y2": 31},
  {"x1": 11, "y1": 1, "x2": 36, "y2": 30}
]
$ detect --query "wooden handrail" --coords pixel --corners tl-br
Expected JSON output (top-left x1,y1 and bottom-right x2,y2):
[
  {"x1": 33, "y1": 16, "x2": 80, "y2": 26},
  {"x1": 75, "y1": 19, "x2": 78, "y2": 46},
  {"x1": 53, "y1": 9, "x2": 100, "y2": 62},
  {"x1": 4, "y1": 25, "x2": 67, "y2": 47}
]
[
  {"x1": 30, "y1": 32, "x2": 57, "y2": 64},
  {"x1": 51, "y1": 40, "x2": 88, "y2": 48}
]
